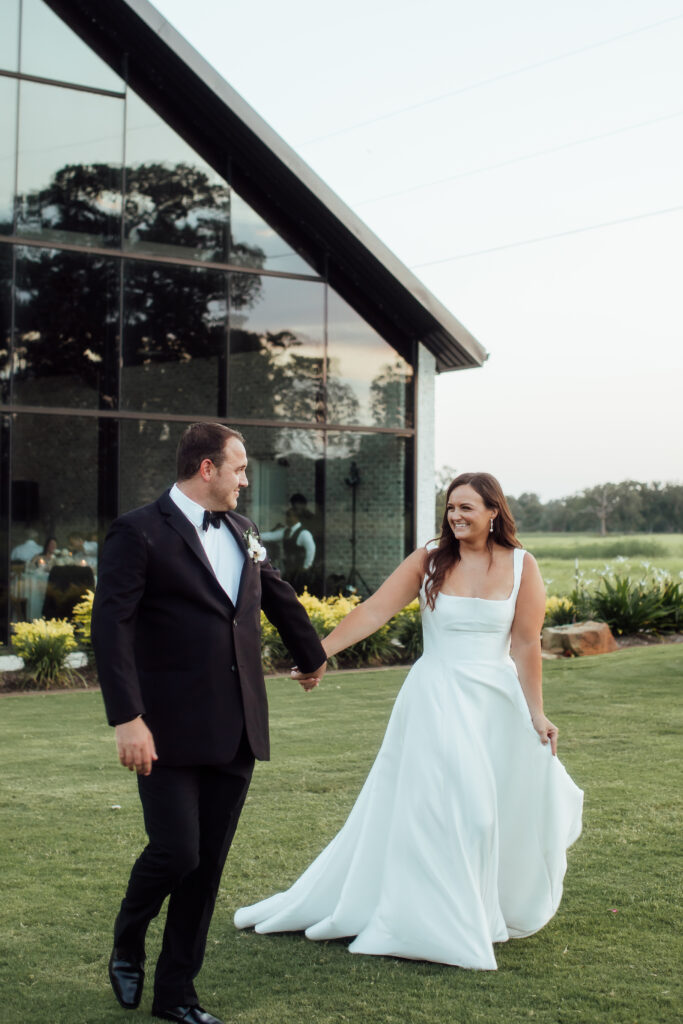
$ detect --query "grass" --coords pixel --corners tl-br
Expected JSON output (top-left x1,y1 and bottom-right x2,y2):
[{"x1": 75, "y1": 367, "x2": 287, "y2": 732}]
[
  {"x1": 1, "y1": 646, "x2": 682, "y2": 1024},
  {"x1": 519, "y1": 533, "x2": 683, "y2": 595}
]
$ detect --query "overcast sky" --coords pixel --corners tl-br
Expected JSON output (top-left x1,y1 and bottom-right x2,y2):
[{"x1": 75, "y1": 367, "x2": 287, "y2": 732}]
[{"x1": 154, "y1": 0, "x2": 683, "y2": 500}]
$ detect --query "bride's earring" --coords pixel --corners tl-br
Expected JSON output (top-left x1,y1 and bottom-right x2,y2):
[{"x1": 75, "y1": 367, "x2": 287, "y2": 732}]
[{"x1": 489, "y1": 518, "x2": 494, "y2": 533}]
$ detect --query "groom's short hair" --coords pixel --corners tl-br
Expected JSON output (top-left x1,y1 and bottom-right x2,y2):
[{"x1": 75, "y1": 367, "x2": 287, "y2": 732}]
[{"x1": 176, "y1": 423, "x2": 245, "y2": 480}]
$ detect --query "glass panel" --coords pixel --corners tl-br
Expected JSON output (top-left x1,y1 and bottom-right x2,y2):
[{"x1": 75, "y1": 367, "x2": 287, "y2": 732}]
[
  {"x1": 0, "y1": 244, "x2": 11, "y2": 404},
  {"x1": 325, "y1": 432, "x2": 413, "y2": 595},
  {"x1": 0, "y1": 414, "x2": 9, "y2": 643},
  {"x1": 118, "y1": 419, "x2": 188, "y2": 515},
  {"x1": 230, "y1": 190, "x2": 315, "y2": 275},
  {"x1": 229, "y1": 274, "x2": 324, "y2": 421},
  {"x1": 13, "y1": 246, "x2": 119, "y2": 409},
  {"x1": 16, "y1": 81, "x2": 124, "y2": 247},
  {"x1": 124, "y1": 91, "x2": 229, "y2": 262},
  {"x1": 0, "y1": 77, "x2": 18, "y2": 234},
  {"x1": 20, "y1": 0, "x2": 124, "y2": 92},
  {"x1": 121, "y1": 261, "x2": 228, "y2": 417},
  {"x1": 0, "y1": 0, "x2": 19, "y2": 73},
  {"x1": 327, "y1": 289, "x2": 414, "y2": 428},
  {"x1": 236, "y1": 424, "x2": 324, "y2": 595},
  {"x1": 9, "y1": 413, "x2": 98, "y2": 623}
]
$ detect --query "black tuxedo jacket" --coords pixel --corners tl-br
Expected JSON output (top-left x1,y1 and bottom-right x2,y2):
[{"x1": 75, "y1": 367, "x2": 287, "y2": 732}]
[{"x1": 91, "y1": 490, "x2": 325, "y2": 765}]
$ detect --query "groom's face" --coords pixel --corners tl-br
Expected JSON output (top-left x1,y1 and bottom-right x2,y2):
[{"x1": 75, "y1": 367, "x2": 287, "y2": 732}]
[{"x1": 208, "y1": 438, "x2": 249, "y2": 510}]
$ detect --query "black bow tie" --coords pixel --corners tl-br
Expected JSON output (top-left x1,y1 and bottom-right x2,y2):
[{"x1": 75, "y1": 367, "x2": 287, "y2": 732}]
[{"x1": 202, "y1": 510, "x2": 225, "y2": 531}]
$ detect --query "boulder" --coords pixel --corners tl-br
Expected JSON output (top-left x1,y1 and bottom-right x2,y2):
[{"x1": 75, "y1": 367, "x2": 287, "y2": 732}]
[{"x1": 542, "y1": 620, "x2": 618, "y2": 657}]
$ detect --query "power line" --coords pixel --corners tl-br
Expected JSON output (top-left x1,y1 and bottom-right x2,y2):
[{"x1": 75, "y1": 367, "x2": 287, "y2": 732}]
[
  {"x1": 410, "y1": 205, "x2": 683, "y2": 267},
  {"x1": 298, "y1": 14, "x2": 683, "y2": 147},
  {"x1": 352, "y1": 109, "x2": 683, "y2": 207}
]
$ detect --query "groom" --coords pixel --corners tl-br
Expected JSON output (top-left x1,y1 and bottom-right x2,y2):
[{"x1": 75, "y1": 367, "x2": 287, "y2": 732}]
[{"x1": 92, "y1": 423, "x2": 326, "y2": 1024}]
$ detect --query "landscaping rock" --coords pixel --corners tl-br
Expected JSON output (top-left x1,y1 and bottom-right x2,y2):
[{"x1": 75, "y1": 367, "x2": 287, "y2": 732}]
[{"x1": 542, "y1": 620, "x2": 618, "y2": 657}]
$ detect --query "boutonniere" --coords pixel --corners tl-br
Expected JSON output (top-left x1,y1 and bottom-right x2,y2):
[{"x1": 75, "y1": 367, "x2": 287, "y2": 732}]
[{"x1": 243, "y1": 527, "x2": 267, "y2": 564}]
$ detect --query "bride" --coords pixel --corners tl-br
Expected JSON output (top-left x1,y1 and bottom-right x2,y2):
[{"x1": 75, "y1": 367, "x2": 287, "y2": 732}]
[{"x1": 235, "y1": 472, "x2": 583, "y2": 969}]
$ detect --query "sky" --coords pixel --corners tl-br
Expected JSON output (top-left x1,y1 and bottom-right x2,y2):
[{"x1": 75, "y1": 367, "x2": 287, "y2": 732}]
[{"x1": 154, "y1": 0, "x2": 683, "y2": 501}]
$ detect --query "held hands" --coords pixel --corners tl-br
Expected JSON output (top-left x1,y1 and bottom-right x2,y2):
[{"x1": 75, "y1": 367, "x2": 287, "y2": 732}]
[
  {"x1": 531, "y1": 712, "x2": 558, "y2": 756},
  {"x1": 291, "y1": 660, "x2": 327, "y2": 692},
  {"x1": 115, "y1": 717, "x2": 158, "y2": 775}
]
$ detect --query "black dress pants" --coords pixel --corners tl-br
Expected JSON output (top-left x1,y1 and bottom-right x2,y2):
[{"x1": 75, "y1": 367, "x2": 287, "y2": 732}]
[{"x1": 113, "y1": 733, "x2": 254, "y2": 1008}]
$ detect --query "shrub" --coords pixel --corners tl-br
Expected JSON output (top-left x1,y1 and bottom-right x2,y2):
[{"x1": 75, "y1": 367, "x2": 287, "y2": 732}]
[
  {"x1": 72, "y1": 589, "x2": 94, "y2": 654},
  {"x1": 11, "y1": 619, "x2": 80, "y2": 688},
  {"x1": 392, "y1": 600, "x2": 423, "y2": 659},
  {"x1": 589, "y1": 575, "x2": 676, "y2": 636},
  {"x1": 261, "y1": 590, "x2": 407, "y2": 672},
  {"x1": 658, "y1": 579, "x2": 683, "y2": 633},
  {"x1": 544, "y1": 595, "x2": 575, "y2": 626}
]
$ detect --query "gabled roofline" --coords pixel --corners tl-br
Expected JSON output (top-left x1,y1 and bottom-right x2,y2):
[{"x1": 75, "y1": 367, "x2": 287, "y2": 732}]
[{"x1": 45, "y1": 0, "x2": 488, "y2": 372}]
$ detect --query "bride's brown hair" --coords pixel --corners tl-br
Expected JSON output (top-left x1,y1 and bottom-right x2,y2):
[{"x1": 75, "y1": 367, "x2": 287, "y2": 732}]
[{"x1": 424, "y1": 472, "x2": 521, "y2": 610}]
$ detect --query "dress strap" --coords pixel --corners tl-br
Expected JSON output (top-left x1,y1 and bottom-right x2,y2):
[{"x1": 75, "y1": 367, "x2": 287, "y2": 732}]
[{"x1": 510, "y1": 548, "x2": 526, "y2": 602}]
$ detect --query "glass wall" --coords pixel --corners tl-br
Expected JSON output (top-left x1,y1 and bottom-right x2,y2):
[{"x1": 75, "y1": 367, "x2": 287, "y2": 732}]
[
  {"x1": 0, "y1": 0, "x2": 417, "y2": 639},
  {"x1": 0, "y1": 76, "x2": 17, "y2": 235}
]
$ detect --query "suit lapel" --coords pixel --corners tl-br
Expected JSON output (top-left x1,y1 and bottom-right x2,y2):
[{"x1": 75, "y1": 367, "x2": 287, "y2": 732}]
[{"x1": 158, "y1": 491, "x2": 235, "y2": 608}]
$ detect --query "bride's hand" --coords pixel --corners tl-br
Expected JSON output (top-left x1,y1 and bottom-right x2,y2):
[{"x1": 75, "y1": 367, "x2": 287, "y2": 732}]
[
  {"x1": 291, "y1": 661, "x2": 326, "y2": 692},
  {"x1": 531, "y1": 712, "x2": 558, "y2": 755}
]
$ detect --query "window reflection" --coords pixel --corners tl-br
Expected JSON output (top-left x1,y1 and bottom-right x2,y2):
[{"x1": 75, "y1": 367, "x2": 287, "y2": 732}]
[
  {"x1": 124, "y1": 92, "x2": 230, "y2": 262},
  {"x1": 0, "y1": 0, "x2": 19, "y2": 73},
  {"x1": 0, "y1": 77, "x2": 17, "y2": 234},
  {"x1": 237, "y1": 424, "x2": 324, "y2": 594},
  {"x1": 20, "y1": 0, "x2": 124, "y2": 92},
  {"x1": 119, "y1": 419, "x2": 187, "y2": 514},
  {"x1": 13, "y1": 246, "x2": 119, "y2": 409},
  {"x1": 230, "y1": 190, "x2": 315, "y2": 275},
  {"x1": 325, "y1": 432, "x2": 412, "y2": 595},
  {"x1": 9, "y1": 413, "x2": 98, "y2": 623},
  {"x1": 0, "y1": 244, "x2": 11, "y2": 403},
  {"x1": 327, "y1": 289, "x2": 413, "y2": 428},
  {"x1": 121, "y1": 261, "x2": 228, "y2": 417},
  {"x1": 229, "y1": 274, "x2": 324, "y2": 421},
  {"x1": 16, "y1": 81, "x2": 124, "y2": 247}
]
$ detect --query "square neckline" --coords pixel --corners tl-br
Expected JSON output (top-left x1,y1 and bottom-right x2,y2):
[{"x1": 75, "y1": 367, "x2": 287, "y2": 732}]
[{"x1": 436, "y1": 548, "x2": 523, "y2": 603}]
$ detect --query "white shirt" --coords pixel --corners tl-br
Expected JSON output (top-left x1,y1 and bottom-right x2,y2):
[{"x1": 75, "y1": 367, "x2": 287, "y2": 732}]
[
  {"x1": 11, "y1": 539, "x2": 43, "y2": 561},
  {"x1": 170, "y1": 484, "x2": 245, "y2": 605},
  {"x1": 260, "y1": 522, "x2": 315, "y2": 568}
]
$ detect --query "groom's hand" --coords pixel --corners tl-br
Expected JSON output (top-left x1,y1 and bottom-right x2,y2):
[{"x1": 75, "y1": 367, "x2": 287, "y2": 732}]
[
  {"x1": 291, "y1": 661, "x2": 327, "y2": 692},
  {"x1": 115, "y1": 716, "x2": 158, "y2": 775}
]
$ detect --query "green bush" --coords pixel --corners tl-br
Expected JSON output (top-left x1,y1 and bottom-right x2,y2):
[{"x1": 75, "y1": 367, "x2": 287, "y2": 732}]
[
  {"x1": 544, "y1": 595, "x2": 575, "y2": 626},
  {"x1": 11, "y1": 619, "x2": 80, "y2": 689},
  {"x1": 392, "y1": 600, "x2": 423, "y2": 659},
  {"x1": 588, "y1": 574, "x2": 681, "y2": 636},
  {"x1": 71, "y1": 589, "x2": 94, "y2": 655}
]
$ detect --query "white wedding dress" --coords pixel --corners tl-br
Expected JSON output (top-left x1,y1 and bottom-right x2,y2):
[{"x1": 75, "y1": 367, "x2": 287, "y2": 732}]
[{"x1": 235, "y1": 549, "x2": 583, "y2": 969}]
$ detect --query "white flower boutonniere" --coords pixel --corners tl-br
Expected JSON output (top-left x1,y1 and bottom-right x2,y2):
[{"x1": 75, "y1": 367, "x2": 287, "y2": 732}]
[{"x1": 243, "y1": 527, "x2": 267, "y2": 564}]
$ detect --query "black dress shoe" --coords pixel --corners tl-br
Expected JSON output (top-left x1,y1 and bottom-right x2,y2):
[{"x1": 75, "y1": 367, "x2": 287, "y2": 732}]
[
  {"x1": 152, "y1": 1007, "x2": 224, "y2": 1024},
  {"x1": 108, "y1": 950, "x2": 144, "y2": 1009}
]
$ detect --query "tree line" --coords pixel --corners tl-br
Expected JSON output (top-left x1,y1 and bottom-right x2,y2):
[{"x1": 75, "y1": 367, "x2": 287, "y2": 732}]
[{"x1": 436, "y1": 477, "x2": 683, "y2": 534}]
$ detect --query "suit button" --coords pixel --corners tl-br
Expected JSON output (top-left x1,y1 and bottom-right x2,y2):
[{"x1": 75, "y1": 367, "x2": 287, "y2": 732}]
[{"x1": 231, "y1": 664, "x2": 237, "y2": 672}]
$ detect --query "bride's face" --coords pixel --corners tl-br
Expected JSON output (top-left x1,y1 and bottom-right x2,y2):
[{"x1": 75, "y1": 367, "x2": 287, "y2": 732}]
[{"x1": 446, "y1": 484, "x2": 497, "y2": 541}]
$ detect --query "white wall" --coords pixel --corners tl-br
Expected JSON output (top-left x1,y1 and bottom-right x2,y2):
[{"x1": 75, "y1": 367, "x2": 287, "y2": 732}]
[{"x1": 415, "y1": 342, "x2": 436, "y2": 547}]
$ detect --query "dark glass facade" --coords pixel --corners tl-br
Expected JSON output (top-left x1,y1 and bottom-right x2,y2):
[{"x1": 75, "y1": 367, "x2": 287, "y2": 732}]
[{"x1": 0, "y1": 0, "x2": 415, "y2": 641}]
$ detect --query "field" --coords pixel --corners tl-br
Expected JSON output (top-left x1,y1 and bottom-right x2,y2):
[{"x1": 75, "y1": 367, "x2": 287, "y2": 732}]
[
  {"x1": 518, "y1": 533, "x2": 683, "y2": 595},
  {"x1": 1, "y1": 645, "x2": 682, "y2": 1024}
]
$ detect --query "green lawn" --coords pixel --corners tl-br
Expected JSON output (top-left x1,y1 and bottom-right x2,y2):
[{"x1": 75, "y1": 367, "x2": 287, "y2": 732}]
[
  {"x1": 1, "y1": 647, "x2": 682, "y2": 1024},
  {"x1": 519, "y1": 533, "x2": 683, "y2": 595}
]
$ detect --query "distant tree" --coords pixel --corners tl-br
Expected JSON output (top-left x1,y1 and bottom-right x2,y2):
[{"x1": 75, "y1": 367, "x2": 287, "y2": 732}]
[
  {"x1": 510, "y1": 492, "x2": 544, "y2": 532},
  {"x1": 434, "y1": 465, "x2": 458, "y2": 533},
  {"x1": 369, "y1": 360, "x2": 411, "y2": 427}
]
